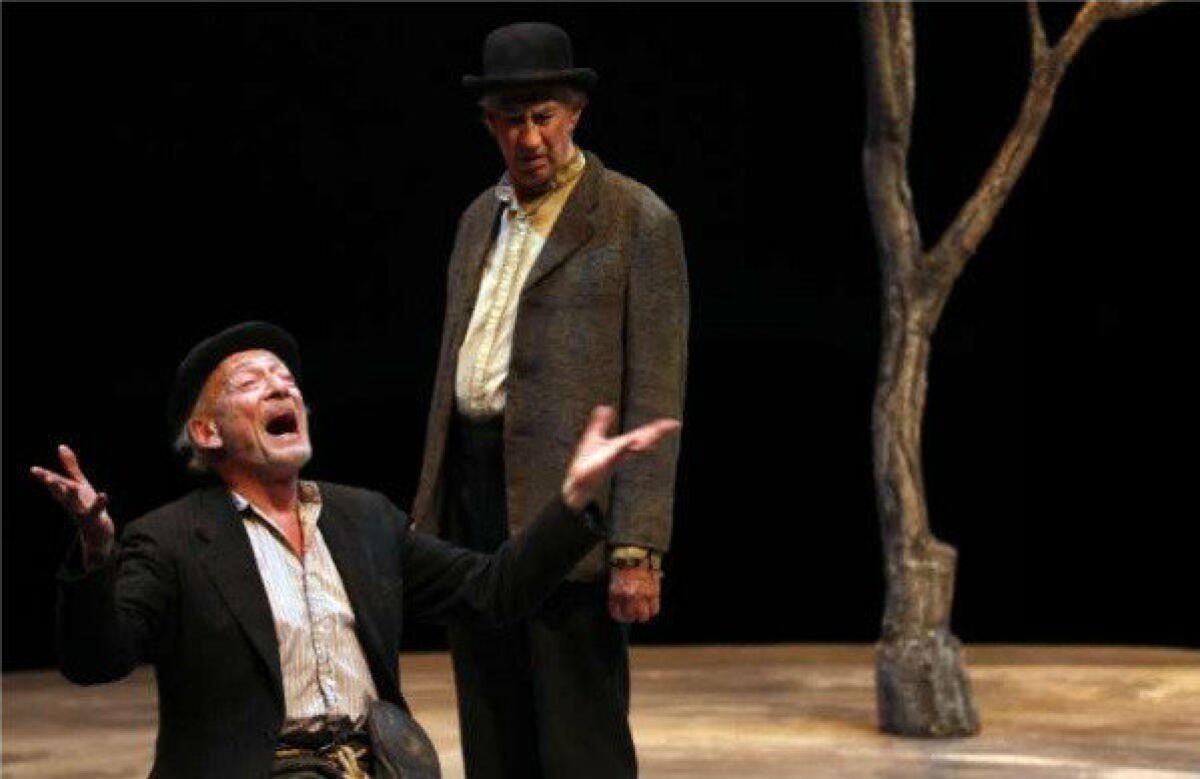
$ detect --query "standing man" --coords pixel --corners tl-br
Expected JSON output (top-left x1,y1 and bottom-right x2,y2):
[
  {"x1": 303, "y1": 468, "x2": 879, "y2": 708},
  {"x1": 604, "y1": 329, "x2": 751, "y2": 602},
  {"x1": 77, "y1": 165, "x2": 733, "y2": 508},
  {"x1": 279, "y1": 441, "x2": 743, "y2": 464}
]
[{"x1": 413, "y1": 22, "x2": 689, "y2": 779}]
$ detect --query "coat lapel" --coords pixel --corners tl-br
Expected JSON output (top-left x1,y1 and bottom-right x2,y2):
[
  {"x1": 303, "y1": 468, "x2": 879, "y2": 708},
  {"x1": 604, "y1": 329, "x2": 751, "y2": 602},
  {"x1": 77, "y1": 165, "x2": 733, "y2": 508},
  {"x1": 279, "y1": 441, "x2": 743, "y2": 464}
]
[
  {"x1": 522, "y1": 152, "x2": 602, "y2": 292},
  {"x1": 451, "y1": 195, "x2": 502, "y2": 348},
  {"x1": 192, "y1": 486, "x2": 283, "y2": 703},
  {"x1": 317, "y1": 497, "x2": 398, "y2": 701}
]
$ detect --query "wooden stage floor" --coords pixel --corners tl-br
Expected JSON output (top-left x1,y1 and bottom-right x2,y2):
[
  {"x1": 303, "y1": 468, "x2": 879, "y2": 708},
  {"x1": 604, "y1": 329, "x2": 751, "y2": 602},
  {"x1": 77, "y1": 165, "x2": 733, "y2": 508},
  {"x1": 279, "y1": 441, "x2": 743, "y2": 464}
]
[{"x1": 3, "y1": 645, "x2": 1198, "y2": 777}]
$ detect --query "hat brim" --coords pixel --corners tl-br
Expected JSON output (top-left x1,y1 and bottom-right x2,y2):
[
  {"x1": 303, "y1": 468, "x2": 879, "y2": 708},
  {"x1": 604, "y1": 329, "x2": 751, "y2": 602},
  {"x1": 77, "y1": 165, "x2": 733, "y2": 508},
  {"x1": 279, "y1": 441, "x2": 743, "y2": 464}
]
[
  {"x1": 462, "y1": 68, "x2": 598, "y2": 95},
  {"x1": 167, "y1": 321, "x2": 302, "y2": 440}
]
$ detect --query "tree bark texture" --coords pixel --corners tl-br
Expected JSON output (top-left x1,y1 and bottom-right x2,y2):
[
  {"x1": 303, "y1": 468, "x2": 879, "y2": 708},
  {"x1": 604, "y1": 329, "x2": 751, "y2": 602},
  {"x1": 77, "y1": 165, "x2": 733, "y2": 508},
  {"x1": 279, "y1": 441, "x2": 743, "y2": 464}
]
[{"x1": 860, "y1": 0, "x2": 1162, "y2": 737}]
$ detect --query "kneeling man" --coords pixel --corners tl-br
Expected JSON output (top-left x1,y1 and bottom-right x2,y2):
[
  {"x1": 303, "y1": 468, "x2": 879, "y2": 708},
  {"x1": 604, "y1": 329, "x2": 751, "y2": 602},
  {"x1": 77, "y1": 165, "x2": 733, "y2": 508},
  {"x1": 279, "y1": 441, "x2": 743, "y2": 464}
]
[{"x1": 32, "y1": 321, "x2": 678, "y2": 779}]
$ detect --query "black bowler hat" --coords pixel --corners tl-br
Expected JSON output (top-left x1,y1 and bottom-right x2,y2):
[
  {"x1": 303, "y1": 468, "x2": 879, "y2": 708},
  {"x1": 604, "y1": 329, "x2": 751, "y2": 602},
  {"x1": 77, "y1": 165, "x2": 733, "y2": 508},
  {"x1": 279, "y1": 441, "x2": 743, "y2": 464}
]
[
  {"x1": 166, "y1": 321, "x2": 301, "y2": 439},
  {"x1": 462, "y1": 22, "x2": 597, "y2": 95}
]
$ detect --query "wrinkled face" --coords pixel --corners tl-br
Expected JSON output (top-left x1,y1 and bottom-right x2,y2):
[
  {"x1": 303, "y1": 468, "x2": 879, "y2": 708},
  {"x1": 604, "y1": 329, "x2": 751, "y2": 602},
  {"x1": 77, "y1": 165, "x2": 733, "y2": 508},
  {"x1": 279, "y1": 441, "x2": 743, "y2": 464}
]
[
  {"x1": 485, "y1": 99, "x2": 581, "y2": 194},
  {"x1": 194, "y1": 349, "x2": 311, "y2": 480}
]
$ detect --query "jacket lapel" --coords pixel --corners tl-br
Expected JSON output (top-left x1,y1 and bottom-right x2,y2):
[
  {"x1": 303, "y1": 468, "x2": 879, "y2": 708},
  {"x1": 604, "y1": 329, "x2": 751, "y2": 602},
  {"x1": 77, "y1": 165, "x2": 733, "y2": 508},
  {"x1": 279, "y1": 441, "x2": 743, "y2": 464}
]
[
  {"x1": 192, "y1": 486, "x2": 283, "y2": 703},
  {"x1": 451, "y1": 196, "x2": 502, "y2": 349},
  {"x1": 522, "y1": 151, "x2": 602, "y2": 292},
  {"x1": 317, "y1": 497, "x2": 398, "y2": 701}
]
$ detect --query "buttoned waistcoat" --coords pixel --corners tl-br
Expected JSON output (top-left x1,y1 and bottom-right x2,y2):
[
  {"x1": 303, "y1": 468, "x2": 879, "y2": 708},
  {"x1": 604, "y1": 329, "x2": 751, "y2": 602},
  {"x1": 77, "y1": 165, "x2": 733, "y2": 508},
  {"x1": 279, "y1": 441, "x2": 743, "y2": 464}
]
[
  {"x1": 413, "y1": 153, "x2": 689, "y2": 580},
  {"x1": 56, "y1": 482, "x2": 602, "y2": 777}
]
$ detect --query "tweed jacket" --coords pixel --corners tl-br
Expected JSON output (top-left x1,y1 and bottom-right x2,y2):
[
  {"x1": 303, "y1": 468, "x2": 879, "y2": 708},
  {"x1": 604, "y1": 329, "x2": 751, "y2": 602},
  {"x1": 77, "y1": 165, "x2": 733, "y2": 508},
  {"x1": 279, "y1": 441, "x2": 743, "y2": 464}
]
[
  {"x1": 56, "y1": 482, "x2": 602, "y2": 778},
  {"x1": 413, "y1": 152, "x2": 688, "y2": 580}
]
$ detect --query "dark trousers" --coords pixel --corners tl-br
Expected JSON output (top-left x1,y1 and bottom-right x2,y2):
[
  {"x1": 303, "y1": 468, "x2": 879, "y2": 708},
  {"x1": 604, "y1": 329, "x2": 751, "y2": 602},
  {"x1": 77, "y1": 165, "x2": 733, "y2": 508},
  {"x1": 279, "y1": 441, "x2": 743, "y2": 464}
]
[{"x1": 447, "y1": 414, "x2": 637, "y2": 779}]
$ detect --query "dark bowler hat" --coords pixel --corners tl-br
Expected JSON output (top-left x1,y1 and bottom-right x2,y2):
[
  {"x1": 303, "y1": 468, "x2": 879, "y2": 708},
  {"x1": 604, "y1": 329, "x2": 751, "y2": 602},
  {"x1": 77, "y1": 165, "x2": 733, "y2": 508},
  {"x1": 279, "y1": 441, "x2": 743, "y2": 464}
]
[
  {"x1": 166, "y1": 321, "x2": 301, "y2": 439},
  {"x1": 462, "y1": 22, "x2": 597, "y2": 95}
]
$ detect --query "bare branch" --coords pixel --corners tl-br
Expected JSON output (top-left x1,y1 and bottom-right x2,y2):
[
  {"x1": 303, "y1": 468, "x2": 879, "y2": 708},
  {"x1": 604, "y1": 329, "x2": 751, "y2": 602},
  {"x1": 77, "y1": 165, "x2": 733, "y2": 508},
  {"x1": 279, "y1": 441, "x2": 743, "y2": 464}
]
[
  {"x1": 926, "y1": 70, "x2": 1061, "y2": 295},
  {"x1": 1026, "y1": 1, "x2": 1049, "y2": 70},
  {"x1": 861, "y1": 3, "x2": 923, "y2": 272},
  {"x1": 925, "y1": 0, "x2": 1163, "y2": 313},
  {"x1": 1098, "y1": 0, "x2": 1170, "y2": 21},
  {"x1": 1050, "y1": 2, "x2": 1107, "y2": 69},
  {"x1": 1045, "y1": 0, "x2": 1166, "y2": 68},
  {"x1": 861, "y1": 3, "x2": 916, "y2": 149}
]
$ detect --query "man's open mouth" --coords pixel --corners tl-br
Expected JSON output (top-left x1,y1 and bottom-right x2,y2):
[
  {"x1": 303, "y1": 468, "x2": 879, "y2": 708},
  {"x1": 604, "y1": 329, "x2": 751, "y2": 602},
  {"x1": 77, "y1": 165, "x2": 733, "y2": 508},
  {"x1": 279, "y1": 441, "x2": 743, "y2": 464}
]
[{"x1": 264, "y1": 409, "x2": 299, "y2": 437}]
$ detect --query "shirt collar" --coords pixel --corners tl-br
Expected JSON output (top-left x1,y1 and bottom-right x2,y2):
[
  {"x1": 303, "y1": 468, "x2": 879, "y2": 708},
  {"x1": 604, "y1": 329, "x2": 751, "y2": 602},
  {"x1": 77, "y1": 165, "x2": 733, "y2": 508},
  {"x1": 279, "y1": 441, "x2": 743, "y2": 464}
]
[
  {"x1": 231, "y1": 480, "x2": 322, "y2": 517},
  {"x1": 495, "y1": 148, "x2": 587, "y2": 210}
]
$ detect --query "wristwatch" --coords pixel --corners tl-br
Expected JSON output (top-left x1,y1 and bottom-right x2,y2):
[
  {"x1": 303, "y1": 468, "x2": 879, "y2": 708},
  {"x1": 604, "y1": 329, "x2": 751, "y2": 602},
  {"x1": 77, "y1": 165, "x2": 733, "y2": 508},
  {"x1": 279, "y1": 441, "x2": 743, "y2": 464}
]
[{"x1": 607, "y1": 546, "x2": 663, "y2": 571}]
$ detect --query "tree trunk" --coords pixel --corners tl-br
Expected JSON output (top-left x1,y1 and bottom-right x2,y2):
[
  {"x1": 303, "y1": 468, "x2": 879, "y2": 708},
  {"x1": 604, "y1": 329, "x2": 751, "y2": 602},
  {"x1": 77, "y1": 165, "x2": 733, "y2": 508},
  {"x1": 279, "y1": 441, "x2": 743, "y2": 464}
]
[
  {"x1": 871, "y1": 284, "x2": 979, "y2": 737},
  {"x1": 861, "y1": 0, "x2": 1160, "y2": 738}
]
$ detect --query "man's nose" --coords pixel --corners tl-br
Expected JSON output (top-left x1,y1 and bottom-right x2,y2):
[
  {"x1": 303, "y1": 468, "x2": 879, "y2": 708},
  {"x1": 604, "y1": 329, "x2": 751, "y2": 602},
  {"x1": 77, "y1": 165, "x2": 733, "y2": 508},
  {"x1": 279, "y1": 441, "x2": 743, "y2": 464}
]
[
  {"x1": 265, "y1": 376, "x2": 293, "y2": 397},
  {"x1": 517, "y1": 119, "x2": 541, "y2": 149}
]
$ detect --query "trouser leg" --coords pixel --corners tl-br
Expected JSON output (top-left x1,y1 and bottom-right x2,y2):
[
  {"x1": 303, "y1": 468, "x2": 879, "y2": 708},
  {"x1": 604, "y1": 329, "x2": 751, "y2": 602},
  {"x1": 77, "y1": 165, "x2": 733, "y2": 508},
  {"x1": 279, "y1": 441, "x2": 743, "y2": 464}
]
[
  {"x1": 447, "y1": 413, "x2": 636, "y2": 778},
  {"x1": 529, "y1": 582, "x2": 637, "y2": 779},
  {"x1": 447, "y1": 413, "x2": 541, "y2": 779},
  {"x1": 448, "y1": 622, "x2": 541, "y2": 779}
]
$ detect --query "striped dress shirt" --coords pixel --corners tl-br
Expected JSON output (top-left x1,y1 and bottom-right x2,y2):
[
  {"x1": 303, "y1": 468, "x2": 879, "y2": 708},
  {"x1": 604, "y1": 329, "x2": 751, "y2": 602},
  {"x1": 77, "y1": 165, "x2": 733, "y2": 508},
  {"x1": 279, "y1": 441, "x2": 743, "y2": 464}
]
[
  {"x1": 450, "y1": 151, "x2": 659, "y2": 567},
  {"x1": 233, "y1": 481, "x2": 378, "y2": 723},
  {"x1": 455, "y1": 150, "x2": 586, "y2": 419}
]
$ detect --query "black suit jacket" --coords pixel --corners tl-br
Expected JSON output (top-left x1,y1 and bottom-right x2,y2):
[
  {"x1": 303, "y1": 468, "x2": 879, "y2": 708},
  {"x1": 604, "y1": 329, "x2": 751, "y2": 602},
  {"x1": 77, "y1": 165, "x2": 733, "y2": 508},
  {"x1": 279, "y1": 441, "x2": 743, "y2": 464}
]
[{"x1": 57, "y1": 481, "x2": 602, "y2": 778}]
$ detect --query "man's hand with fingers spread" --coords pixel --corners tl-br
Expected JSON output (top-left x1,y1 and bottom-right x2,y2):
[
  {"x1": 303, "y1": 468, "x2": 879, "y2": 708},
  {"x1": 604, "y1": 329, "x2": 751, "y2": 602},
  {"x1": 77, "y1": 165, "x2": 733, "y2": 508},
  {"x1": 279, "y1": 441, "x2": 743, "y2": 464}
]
[
  {"x1": 560, "y1": 405, "x2": 681, "y2": 512},
  {"x1": 31, "y1": 445, "x2": 115, "y2": 567}
]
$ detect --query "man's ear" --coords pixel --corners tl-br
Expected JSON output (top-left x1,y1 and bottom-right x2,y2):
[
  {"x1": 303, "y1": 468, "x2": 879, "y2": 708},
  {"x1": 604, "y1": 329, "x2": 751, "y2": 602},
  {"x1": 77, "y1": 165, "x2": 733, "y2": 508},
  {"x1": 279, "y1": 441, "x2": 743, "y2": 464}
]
[
  {"x1": 481, "y1": 112, "x2": 497, "y2": 138},
  {"x1": 187, "y1": 416, "x2": 223, "y2": 454}
]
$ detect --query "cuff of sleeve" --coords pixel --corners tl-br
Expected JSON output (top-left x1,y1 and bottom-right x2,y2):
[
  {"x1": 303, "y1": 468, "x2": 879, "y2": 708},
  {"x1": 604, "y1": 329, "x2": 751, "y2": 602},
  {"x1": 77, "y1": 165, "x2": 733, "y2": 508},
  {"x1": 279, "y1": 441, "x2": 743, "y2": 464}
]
[
  {"x1": 580, "y1": 502, "x2": 608, "y2": 539},
  {"x1": 57, "y1": 535, "x2": 115, "y2": 584},
  {"x1": 607, "y1": 545, "x2": 663, "y2": 570}
]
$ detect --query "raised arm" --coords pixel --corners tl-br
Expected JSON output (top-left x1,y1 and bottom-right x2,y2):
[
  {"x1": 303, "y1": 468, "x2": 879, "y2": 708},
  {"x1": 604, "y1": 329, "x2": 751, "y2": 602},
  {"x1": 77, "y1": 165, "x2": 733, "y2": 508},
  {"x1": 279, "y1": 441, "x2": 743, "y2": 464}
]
[
  {"x1": 32, "y1": 446, "x2": 174, "y2": 684},
  {"x1": 403, "y1": 406, "x2": 680, "y2": 625},
  {"x1": 31, "y1": 445, "x2": 115, "y2": 569}
]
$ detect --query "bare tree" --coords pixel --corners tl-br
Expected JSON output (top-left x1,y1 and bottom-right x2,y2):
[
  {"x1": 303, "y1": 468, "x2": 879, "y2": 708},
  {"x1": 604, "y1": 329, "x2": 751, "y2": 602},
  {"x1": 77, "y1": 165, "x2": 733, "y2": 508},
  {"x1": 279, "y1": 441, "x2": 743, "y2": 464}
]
[{"x1": 861, "y1": 1, "x2": 1164, "y2": 736}]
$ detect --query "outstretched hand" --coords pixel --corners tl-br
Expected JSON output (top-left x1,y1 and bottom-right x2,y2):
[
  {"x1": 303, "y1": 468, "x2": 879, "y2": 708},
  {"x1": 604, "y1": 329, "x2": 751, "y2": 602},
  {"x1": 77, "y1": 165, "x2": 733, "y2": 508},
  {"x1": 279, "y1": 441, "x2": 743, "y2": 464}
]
[
  {"x1": 561, "y1": 406, "x2": 680, "y2": 511},
  {"x1": 31, "y1": 445, "x2": 115, "y2": 563}
]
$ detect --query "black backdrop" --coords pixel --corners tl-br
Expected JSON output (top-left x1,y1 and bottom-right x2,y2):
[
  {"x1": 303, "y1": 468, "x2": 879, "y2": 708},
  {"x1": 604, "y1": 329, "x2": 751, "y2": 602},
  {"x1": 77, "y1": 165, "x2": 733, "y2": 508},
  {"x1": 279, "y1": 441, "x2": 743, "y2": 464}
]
[{"x1": 4, "y1": 4, "x2": 1197, "y2": 671}]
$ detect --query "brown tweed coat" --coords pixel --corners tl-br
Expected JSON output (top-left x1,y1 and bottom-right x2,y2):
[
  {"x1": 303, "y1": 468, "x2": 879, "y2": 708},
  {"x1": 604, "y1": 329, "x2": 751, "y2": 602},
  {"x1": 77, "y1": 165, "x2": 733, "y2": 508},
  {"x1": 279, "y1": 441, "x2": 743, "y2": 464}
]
[{"x1": 413, "y1": 152, "x2": 688, "y2": 581}]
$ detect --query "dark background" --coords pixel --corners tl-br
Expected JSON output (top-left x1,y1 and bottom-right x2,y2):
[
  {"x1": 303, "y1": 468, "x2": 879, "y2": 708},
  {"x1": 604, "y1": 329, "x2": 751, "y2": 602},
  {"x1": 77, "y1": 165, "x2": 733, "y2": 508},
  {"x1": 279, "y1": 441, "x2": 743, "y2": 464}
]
[{"x1": 4, "y1": 4, "x2": 1197, "y2": 671}]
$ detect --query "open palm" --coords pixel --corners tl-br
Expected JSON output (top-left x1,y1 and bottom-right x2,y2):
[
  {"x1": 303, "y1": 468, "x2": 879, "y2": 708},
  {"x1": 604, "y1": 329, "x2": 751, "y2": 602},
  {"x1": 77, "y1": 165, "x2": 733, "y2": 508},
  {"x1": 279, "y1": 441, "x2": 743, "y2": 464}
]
[
  {"x1": 562, "y1": 406, "x2": 680, "y2": 510},
  {"x1": 31, "y1": 445, "x2": 115, "y2": 559}
]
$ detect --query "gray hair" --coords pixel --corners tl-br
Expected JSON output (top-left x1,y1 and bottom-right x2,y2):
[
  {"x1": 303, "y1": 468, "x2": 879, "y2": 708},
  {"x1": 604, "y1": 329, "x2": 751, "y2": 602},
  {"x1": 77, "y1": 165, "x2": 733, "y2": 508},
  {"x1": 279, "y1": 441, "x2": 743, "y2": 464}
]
[{"x1": 173, "y1": 421, "x2": 213, "y2": 476}]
